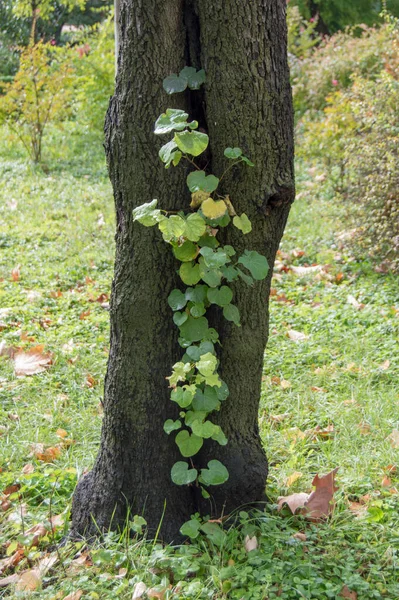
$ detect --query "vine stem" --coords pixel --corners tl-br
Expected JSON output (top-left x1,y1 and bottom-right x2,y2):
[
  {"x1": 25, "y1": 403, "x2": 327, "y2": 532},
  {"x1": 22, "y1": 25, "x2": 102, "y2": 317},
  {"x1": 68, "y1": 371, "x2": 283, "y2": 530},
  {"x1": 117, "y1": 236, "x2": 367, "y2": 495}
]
[
  {"x1": 218, "y1": 159, "x2": 243, "y2": 183},
  {"x1": 182, "y1": 155, "x2": 201, "y2": 170}
]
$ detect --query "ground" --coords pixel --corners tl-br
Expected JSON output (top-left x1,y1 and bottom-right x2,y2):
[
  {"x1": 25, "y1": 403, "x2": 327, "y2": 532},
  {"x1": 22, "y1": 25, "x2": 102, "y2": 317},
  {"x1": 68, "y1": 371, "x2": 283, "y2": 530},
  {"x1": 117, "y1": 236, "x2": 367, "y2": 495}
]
[{"x1": 0, "y1": 124, "x2": 398, "y2": 599}]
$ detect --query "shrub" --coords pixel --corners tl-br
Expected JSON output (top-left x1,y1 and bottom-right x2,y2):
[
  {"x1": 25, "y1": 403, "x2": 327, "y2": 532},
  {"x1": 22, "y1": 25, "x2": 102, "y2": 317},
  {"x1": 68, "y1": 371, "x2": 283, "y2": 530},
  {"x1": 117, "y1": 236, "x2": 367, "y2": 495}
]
[
  {"x1": 0, "y1": 41, "x2": 75, "y2": 163},
  {"x1": 291, "y1": 17, "x2": 399, "y2": 115},
  {"x1": 298, "y1": 67, "x2": 399, "y2": 268}
]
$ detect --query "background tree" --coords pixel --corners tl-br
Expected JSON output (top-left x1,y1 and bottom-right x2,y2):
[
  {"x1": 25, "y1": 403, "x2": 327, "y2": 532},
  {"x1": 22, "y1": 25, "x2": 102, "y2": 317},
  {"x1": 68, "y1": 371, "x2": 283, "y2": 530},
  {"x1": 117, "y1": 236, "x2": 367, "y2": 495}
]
[{"x1": 71, "y1": 0, "x2": 295, "y2": 541}]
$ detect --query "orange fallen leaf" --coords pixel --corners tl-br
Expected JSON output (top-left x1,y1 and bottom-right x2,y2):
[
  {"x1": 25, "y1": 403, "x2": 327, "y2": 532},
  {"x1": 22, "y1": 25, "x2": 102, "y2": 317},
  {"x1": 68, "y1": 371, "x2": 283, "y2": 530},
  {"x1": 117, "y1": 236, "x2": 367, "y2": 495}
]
[
  {"x1": 11, "y1": 265, "x2": 21, "y2": 282},
  {"x1": 293, "y1": 532, "x2": 307, "y2": 541},
  {"x1": 3, "y1": 483, "x2": 20, "y2": 496},
  {"x1": 382, "y1": 476, "x2": 392, "y2": 488},
  {"x1": 0, "y1": 547, "x2": 25, "y2": 574},
  {"x1": 306, "y1": 424, "x2": 335, "y2": 439},
  {"x1": 311, "y1": 386, "x2": 327, "y2": 393},
  {"x1": 49, "y1": 290, "x2": 63, "y2": 298},
  {"x1": 25, "y1": 523, "x2": 47, "y2": 546},
  {"x1": 15, "y1": 569, "x2": 41, "y2": 591},
  {"x1": 270, "y1": 413, "x2": 290, "y2": 423},
  {"x1": 79, "y1": 309, "x2": 91, "y2": 320},
  {"x1": 85, "y1": 373, "x2": 97, "y2": 388},
  {"x1": 340, "y1": 585, "x2": 357, "y2": 599},
  {"x1": 56, "y1": 428, "x2": 68, "y2": 439},
  {"x1": 32, "y1": 444, "x2": 62, "y2": 463},
  {"x1": 64, "y1": 591, "x2": 84, "y2": 600},
  {"x1": 14, "y1": 347, "x2": 52, "y2": 377}
]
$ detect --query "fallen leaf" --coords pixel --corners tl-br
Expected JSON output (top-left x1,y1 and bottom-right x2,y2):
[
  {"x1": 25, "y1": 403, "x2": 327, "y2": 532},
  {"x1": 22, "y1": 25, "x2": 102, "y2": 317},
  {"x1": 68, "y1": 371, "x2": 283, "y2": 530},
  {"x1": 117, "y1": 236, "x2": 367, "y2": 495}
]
[
  {"x1": 3, "y1": 484, "x2": 20, "y2": 496},
  {"x1": 286, "y1": 471, "x2": 303, "y2": 487},
  {"x1": 358, "y1": 422, "x2": 371, "y2": 435},
  {"x1": 306, "y1": 424, "x2": 335, "y2": 439},
  {"x1": 11, "y1": 265, "x2": 21, "y2": 281},
  {"x1": 278, "y1": 468, "x2": 339, "y2": 521},
  {"x1": 31, "y1": 444, "x2": 62, "y2": 463},
  {"x1": 147, "y1": 587, "x2": 171, "y2": 599},
  {"x1": 382, "y1": 476, "x2": 392, "y2": 488},
  {"x1": 311, "y1": 386, "x2": 327, "y2": 393},
  {"x1": 85, "y1": 373, "x2": 96, "y2": 388},
  {"x1": 132, "y1": 582, "x2": 148, "y2": 599},
  {"x1": 14, "y1": 347, "x2": 52, "y2": 377},
  {"x1": 64, "y1": 591, "x2": 84, "y2": 600},
  {"x1": 291, "y1": 265, "x2": 323, "y2": 276},
  {"x1": 0, "y1": 547, "x2": 25, "y2": 574},
  {"x1": 79, "y1": 309, "x2": 91, "y2": 320},
  {"x1": 347, "y1": 295, "x2": 365, "y2": 310},
  {"x1": 387, "y1": 430, "x2": 399, "y2": 448},
  {"x1": 348, "y1": 501, "x2": 367, "y2": 517},
  {"x1": 379, "y1": 360, "x2": 390, "y2": 371},
  {"x1": 244, "y1": 535, "x2": 258, "y2": 552},
  {"x1": 49, "y1": 290, "x2": 63, "y2": 298},
  {"x1": 15, "y1": 569, "x2": 41, "y2": 591},
  {"x1": 287, "y1": 329, "x2": 308, "y2": 342},
  {"x1": 25, "y1": 523, "x2": 47, "y2": 546},
  {"x1": 56, "y1": 428, "x2": 68, "y2": 439},
  {"x1": 270, "y1": 413, "x2": 290, "y2": 423},
  {"x1": 293, "y1": 532, "x2": 307, "y2": 541},
  {"x1": 280, "y1": 379, "x2": 291, "y2": 390},
  {"x1": 340, "y1": 585, "x2": 357, "y2": 599},
  {"x1": 0, "y1": 573, "x2": 19, "y2": 587}
]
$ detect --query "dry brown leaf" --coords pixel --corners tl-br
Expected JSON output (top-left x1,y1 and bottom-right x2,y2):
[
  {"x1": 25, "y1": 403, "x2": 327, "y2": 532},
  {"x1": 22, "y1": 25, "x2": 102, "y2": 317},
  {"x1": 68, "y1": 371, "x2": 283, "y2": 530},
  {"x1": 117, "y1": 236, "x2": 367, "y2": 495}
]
[
  {"x1": 348, "y1": 501, "x2": 367, "y2": 517},
  {"x1": 25, "y1": 522, "x2": 48, "y2": 546},
  {"x1": 293, "y1": 532, "x2": 307, "y2": 541},
  {"x1": 64, "y1": 591, "x2": 84, "y2": 600},
  {"x1": 85, "y1": 374, "x2": 96, "y2": 388},
  {"x1": 147, "y1": 587, "x2": 171, "y2": 599},
  {"x1": 278, "y1": 469, "x2": 339, "y2": 521},
  {"x1": 286, "y1": 471, "x2": 303, "y2": 487},
  {"x1": 358, "y1": 422, "x2": 371, "y2": 435},
  {"x1": 0, "y1": 573, "x2": 19, "y2": 587},
  {"x1": 22, "y1": 463, "x2": 35, "y2": 474},
  {"x1": 340, "y1": 585, "x2": 358, "y2": 599},
  {"x1": 132, "y1": 582, "x2": 148, "y2": 599},
  {"x1": 31, "y1": 443, "x2": 62, "y2": 463},
  {"x1": 278, "y1": 492, "x2": 309, "y2": 514},
  {"x1": 280, "y1": 379, "x2": 291, "y2": 390},
  {"x1": 291, "y1": 265, "x2": 323, "y2": 276},
  {"x1": 311, "y1": 386, "x2": 327, "y2": 393},
  {"x1": 379, "y1": 359, "x2": 390, "y2": 371},
  {"x1": 270, "y1": 413, "x2": 290, "y2": 423},
  {"x1": 0, "y1": 341, "x2": 16, "y2": 358},
  {"x1": 382, "y1": 476, "x2": 392, "y2": 488},
  {"x1": 244, "y1": 535, "x2": 258, "y2": 552},
  {"x1": 56, "y1": 428, "x2": 68, "y2": 439},
  {"x1": 15, "y1": 569, "x2": 41, "y2": 591},
  {"x1": 79, "y1": 309, "x2": 91, "y2": 320},
  {"x1": 14, "y1": 347, "x2": 52, "y2": 377},
  {"x1": 0, "y1": 547, "x2": 25, "y2": 574},
  {"x1": 386, "y1": 430, "x2": 399, "y2": 448},
  {"x1": 287, "y1": 329, "x2": 308, "y2": 342},
  {"x1": 347, "y1": 295, "x2": 365, "y2": 310},
  {"x1": 306, "y1": 424, "x2": 335, "y2": 439},
  {"x1": 3, "y1": 483, "x2": 20, "y2": 496},
  {"x1": 49, "y1": 290, "x2": 63, "y2": 298}
]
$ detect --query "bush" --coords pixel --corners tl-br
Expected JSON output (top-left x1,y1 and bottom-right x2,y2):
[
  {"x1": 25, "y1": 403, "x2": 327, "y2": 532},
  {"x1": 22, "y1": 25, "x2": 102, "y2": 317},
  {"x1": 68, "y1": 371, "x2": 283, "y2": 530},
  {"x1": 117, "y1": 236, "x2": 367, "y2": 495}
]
[
  {"x1": 0, "y1": 41, "x2": 75, "y2": 163},
  {"x1": 298, "y1": 65, "x2": 399, "y2": 268},
  {"x1": 291, "y1": 17, "x2": 399, "y2": 115}
]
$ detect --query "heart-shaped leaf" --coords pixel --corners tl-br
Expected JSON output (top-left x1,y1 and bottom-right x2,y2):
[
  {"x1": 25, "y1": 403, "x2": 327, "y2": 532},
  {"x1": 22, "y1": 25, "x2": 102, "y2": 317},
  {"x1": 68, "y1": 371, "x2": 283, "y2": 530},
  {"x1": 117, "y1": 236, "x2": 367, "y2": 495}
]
[
  {"x1": 174, "y1": 131, "x2": 209, "y2": 157},
  {"x1": 200, "y1": 459, "x2": 229, "y2": 485},
  {"x1": 238, "y1": 250, "x2": 269, "y2": 280},
  {"x1": 201, "y1": 198, "x2": 227, "y2": 220},
  {"x1": 187, "y1": 171, "x2": 219, "y2": 193},
  {"x1": 175, "y1": 430, "x2": 203, "y2": 457},
  {"x1": 171, "y1": 461, "x2": 198, "y2": 485},
  {"x1": 207, "y1": 286, "x2": 233, "y2": 307}
]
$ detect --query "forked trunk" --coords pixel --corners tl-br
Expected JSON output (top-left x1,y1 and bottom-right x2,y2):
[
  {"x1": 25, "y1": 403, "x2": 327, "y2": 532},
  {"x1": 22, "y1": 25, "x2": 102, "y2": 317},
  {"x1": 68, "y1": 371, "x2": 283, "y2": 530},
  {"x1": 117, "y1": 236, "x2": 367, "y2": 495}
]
[{"x1": 71, "y1": 0, "x2": 294, "y2": 542}]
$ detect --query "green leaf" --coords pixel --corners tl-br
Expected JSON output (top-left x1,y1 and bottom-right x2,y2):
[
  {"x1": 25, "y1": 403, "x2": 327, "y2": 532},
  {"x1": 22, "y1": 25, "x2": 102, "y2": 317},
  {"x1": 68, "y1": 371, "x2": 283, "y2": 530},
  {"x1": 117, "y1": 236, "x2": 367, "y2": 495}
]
[
  {"x1": 175, "y1": 430, "x2": 203, "y2": 457},
  {"x1": 132, "y1": 199, "x2": 162, "y2": 226},
  {"x1": 224, "y1": 147, "x2": 242, "y2": 159},
  {"x1": 170, "y1": 385, "x2": 195, "y2": 408},
  {"x1": 241, "y1": 156, "x2": 255, "y2": 166},
  {"x1": 163, "y1": 419, "x2": 182, "y2": 434},
  {"x1": 200, "y1": 460, "x2": 229, "y2": 485},
  {"x1": 173, "y1": 312, "x2": 188, "y2": 327},
  {"x1": 167, "y1": 362, "x2": 191, "y2": 387},
  {"x1": 216, "y1": 381, "x2": 229, "y2": 401},
  {"x1": 200, "y1": 522, "x2": 226, "y2": 546},
  {"x1": 207, "y1": 285, "x2": 233, "y2": 307},
  {"x1": 223, "y1": 304, "x2": 241, "y2": 326},
  {"x1": 154, "y1": 108, "x2": 189, "y2": 134},
  {"x1": 171, "y1": 461, "x2": 198, "y2": 485},
  {"x1": 187, "y1": 171, "x2": 219, "y2": 193},
  {"x1": 200, "y1": 247, "x2": 229, "y2": 269},
  {"x1": 237, "y1": 268, "x2": 254, "y2": 286},
  {"x1": 186, "y1": 345, "x2": 201, "y2": 362},
  {"x1": 204, "y1": 328, "x2": 219, "y2": 343},
  {"x1": 185, "y1": 410, "x2": 207, "y2": 427},
  {"x1": 163, "y1": 73, "x2": 188, "y2": 94},
  {"x1": 179, "y1": 262, "x2": 201, "y2": 286},
  {"x1": 233, "y1": 213, "x2": 252, "y2": 234},
  {"x1": 238, "y1": 250, "x2": 269, "y2": 280},
  {"x1": 198, "y1": 234, "x2": 219, "y2": 249},
  {"x1": 180, "y1": 66, "x2": 206, "y2": 90},
  {"x1": 168, "y1": 289, "x2": 187, "y2": 311},
  {"x1": 179, "y1": 315, "x2": 209, "y2": 343},
  {"x1": 174, "y1": 131, "x2": 209, "y2": 157},
  {"x1": 221, "y1": 265, "x2": 239, "y2": 282},
  {"x1": 185, "y1": 213, "x2": 206, "y2": 242},
  {"x1": 224, "y1": 245, "x2": 236, "y2": 256},
  {"x1": 196, "y1": 352, "x2": 217, "y2": 377},
  {"x1": 159, "y1": 140, "x2": 178, "y2": 167},
  {"x1": 192, "y1": 386, "x2": 220, "y2": 412},
  {"x1": 172, "y1": 151, "x2": 183, "y2": 166},
  {"x1": 158, "y1": 215, "x2": 186, "y2": 241},
  {"x1": 185, "y1": 285, "x2": 208, "y2": 304},
  {"x1": 190, "y1": 302, "x2": 206, "y2": 318},
  {"x1": 180, "y1": 517, "x2": 201, "y2": 539},
  {"x1": 198, "y1": 259, "x2": 222, "y2": 288},
  {"x1": 173, "y1": 241, "x2": 198, "y2": 262},
  {"x1": 212, "y1": 428, "x2": 228, "y2": 445},
  {"x1": 191, "y1": 420, "x2": 220, "y2": 439}
]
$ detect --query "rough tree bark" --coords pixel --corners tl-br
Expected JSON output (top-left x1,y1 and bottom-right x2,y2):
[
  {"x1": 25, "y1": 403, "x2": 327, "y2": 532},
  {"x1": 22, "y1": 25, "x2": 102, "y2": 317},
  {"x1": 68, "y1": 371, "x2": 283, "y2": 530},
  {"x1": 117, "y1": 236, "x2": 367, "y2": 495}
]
[{"x1": 71, "y1": 0, "x2": 294, "y2": 542}]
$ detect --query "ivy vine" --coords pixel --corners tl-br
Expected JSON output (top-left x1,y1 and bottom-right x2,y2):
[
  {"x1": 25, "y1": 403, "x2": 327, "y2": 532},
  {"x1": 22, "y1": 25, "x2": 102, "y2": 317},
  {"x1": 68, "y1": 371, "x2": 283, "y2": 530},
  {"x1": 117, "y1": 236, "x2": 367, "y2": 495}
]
[{"x1": 132, "y1": 67, "x2": 269, "y2": 502}]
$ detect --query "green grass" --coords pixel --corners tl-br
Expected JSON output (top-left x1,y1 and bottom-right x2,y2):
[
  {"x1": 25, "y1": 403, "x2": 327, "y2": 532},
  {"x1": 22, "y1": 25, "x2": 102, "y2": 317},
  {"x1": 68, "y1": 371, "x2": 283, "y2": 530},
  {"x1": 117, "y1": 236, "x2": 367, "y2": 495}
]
[{"x1": 0, "y1": 127, "x2": 398, "y2": 599}]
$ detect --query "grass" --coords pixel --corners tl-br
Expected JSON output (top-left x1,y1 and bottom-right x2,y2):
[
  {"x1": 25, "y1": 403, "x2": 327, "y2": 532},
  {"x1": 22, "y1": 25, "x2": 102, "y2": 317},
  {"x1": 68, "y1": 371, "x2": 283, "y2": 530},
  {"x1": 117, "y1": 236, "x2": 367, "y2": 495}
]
[{"x1": 0, "y1": 124, "x2": 398, "y2": 599}]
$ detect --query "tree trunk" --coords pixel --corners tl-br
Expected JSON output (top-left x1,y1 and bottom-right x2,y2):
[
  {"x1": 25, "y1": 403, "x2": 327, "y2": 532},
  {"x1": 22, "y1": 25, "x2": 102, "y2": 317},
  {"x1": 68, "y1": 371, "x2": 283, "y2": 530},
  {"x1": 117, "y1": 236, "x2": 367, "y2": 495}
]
[{"x1": 71, "y1": 0, "x2": 294, "y2": 542}]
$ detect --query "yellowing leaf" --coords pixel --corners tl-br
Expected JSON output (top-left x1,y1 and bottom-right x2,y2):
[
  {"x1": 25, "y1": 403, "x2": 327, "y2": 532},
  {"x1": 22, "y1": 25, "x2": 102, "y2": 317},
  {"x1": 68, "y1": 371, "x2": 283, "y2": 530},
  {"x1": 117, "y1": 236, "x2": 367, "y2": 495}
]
[
  {"x1": 201, "y1": 198, "x2": 227, "y2": 219},
  {"x1": 190, "y1": 190, "x2": 209, "y2": 209},
  {"x1": 15, "y1": 569, "x2": 41, "y2": 591},
  {"x1": 286, "y1": 471, "x2": 303, "y2": 487}
]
